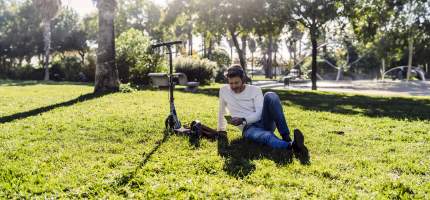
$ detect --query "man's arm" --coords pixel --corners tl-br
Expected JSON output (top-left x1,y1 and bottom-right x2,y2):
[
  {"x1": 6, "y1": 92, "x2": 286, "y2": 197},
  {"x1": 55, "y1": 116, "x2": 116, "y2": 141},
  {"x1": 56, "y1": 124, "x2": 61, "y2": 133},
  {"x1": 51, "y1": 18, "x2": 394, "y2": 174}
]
[
  {"x1": 217, "y1": 90, "x2": 228, "y2": 132},
  {"x1": 244, "y1": 87, "x2": 264, "y2": 124}
]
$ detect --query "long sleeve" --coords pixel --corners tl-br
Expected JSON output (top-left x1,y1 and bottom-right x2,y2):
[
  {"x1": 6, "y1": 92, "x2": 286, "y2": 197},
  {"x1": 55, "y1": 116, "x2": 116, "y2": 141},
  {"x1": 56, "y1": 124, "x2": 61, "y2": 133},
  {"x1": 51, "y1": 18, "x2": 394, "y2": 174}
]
[
  {"x1": 217, "y1": 90, "x2": 228, "y2": 131},
  {"x1": 244, "y1": 87, "x2": 263, "y2": 124}
]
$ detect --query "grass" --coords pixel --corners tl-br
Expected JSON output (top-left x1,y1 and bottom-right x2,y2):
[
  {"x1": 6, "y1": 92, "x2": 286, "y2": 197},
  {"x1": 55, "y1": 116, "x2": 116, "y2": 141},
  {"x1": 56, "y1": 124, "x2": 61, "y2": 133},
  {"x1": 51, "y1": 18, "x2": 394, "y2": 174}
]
[{"x1": 0, "y1": 80, "x2": 429, "y2": 199}]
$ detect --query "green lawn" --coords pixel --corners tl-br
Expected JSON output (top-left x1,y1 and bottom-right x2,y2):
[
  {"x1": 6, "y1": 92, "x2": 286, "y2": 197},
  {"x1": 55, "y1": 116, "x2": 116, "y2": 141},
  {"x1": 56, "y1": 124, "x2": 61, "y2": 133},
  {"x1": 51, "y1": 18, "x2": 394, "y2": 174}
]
[{"x1": 0, "y1": 81, "x2": 429, "y2": 199}]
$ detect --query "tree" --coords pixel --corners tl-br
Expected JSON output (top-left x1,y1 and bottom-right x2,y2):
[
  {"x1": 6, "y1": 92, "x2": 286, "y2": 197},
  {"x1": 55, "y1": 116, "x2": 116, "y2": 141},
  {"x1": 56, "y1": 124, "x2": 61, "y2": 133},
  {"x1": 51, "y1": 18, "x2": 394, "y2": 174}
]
[
  {"x1": 51, "y1": 8, "x2": 89, "y2": 63},
  {"x1": 214, "y1": 0, "x2": 262, "y2": 73},
  {"x1": 346, "y1": 0, "x2": 430, "y2": 80},
  {"x1": 33, "y1": 0, "x2": 62, "y2": 81},
  {"x1": 286, "y1": 23, "x2": 305, "y2": 76},
  {"x1": 0, "y1": 1, "x2": 44, "y2": 70},
  {"x1": 392, "y1": 0, "x2": 428, "y2": 81},
  {"x1": 164, "y1": 0, "x2": 195, "y2": 56},
  {"x1": 254, "y1": 0, "x2": 287, "y2": 79},
  {"x1": 94, "y1": 0, "x2": 120, "y2": 93},
  {"x1": 248, "y1": 37, "x2": 257, "y2": 78},
  {"x1": 290, "y1": 0, "x2": 338, "y2": 90},
  {"x1": 82, "y1": 13, "x2": 98, "y2": 42},
  {"x1": 116, "y1": 0, "x2": 164, "y2": 41}
]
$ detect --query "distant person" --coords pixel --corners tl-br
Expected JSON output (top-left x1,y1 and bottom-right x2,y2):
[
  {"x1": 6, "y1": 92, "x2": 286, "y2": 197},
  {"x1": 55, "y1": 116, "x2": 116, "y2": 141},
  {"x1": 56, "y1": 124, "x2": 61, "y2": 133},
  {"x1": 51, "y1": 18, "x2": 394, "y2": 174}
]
[{"x1": 217, "y1": 65, "x2": 306, "y2": 153}]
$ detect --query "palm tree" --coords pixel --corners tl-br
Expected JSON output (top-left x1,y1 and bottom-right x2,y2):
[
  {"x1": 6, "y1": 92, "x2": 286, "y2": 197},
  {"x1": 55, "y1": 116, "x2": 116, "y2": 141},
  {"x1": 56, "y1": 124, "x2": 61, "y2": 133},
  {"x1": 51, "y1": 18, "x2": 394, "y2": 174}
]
[
  {"x1": 248, "y1": 38, "x2": 257, "y2": 78},
  {"x1": 33, "y1": 0, "x2": 61, "y2": 81},
  {"x1": 94, "y1": 0, "x2": 120, "y2": 93}
]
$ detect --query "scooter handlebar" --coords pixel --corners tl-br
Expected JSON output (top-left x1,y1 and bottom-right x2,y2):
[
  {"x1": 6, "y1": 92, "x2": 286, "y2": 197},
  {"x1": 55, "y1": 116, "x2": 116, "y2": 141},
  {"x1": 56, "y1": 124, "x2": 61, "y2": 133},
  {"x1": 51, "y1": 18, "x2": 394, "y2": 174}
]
[{"x1": 151, "y1": 41, "x2": 182, "y2": 49}]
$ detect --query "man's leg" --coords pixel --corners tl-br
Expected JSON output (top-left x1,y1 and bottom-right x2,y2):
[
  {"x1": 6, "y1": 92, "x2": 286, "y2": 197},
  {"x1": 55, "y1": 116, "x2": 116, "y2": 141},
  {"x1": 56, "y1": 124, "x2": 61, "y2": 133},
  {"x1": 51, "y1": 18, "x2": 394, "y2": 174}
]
[
  {"x1": 244, "y1": 125, "x2": 292, "y2": 149},
  {"x1": 260, "y1": 92, "x2": 292, "y2": 142}
]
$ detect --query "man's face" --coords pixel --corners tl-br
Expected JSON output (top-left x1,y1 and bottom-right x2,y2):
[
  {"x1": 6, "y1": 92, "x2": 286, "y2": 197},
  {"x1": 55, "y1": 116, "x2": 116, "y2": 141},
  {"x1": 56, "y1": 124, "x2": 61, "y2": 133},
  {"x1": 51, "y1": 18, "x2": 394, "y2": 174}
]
[{"x1": 228, "y1": 76, "x2": 245, "y2": 93}]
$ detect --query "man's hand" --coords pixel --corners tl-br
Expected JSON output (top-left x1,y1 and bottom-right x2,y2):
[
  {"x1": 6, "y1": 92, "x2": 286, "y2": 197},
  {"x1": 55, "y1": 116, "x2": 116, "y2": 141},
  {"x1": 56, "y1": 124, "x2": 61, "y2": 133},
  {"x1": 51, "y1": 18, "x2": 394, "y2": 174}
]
[
  {"x1": 218, "y1": 131, "x2": 227, "y2": 135},
  {"x1": 231, "y1": 117, "x2": 244, "y2": 126}
]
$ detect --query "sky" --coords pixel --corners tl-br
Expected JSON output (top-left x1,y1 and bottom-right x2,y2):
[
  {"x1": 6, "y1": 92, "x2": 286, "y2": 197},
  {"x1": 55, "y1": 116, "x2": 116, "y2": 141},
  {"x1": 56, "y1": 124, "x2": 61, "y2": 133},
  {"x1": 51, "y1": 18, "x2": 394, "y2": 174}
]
[
  {"x1": 62, "y1": 0, "x2": 168, "y2": 16},
  {"x1": 62, "y1": 0, "x2": 96, "y2": 16}
]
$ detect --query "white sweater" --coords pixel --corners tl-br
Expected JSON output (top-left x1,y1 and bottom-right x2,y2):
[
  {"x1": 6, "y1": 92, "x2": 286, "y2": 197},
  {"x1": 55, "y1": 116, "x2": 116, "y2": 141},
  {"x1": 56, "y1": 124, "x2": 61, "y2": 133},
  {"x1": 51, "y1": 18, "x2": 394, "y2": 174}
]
[{"x1": 217, "y1": 84, "x2": 264, "y2": 131}]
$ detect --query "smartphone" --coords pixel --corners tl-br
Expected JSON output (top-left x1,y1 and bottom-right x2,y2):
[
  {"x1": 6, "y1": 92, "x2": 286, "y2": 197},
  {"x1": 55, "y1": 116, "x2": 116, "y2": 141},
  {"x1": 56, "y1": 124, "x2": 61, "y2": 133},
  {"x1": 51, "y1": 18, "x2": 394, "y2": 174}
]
[{"x1": 224, "y1": 115, "x2": 232, "y2": 124}]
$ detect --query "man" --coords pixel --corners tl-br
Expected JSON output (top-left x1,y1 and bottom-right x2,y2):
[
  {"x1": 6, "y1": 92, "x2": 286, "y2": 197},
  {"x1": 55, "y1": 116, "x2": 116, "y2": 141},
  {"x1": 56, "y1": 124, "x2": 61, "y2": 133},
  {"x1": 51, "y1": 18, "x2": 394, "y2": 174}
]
[{"x1": 217, "y1": 65, "x2": 305, "y2": 152}]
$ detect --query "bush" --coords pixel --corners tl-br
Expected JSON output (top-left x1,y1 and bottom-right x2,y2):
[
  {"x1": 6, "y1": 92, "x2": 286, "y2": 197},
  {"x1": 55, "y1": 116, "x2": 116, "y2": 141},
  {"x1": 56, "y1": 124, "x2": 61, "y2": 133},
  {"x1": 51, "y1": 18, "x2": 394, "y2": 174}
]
[
  {"x1": 174, "y1": 57, "x2": 216, "y2": 85},
  {"x1": 116, "y1": 28, "x2": 165, "y2": 85},
  {"x1": 50, "y1": 57, "x2": 83, "y2": 82},
  {"x1": 209, "y1": 49, "x2": 231, "y2": 83},
  {"x1": 210, "y1": 49, "x2": 231, "y2": 69},
  {"x1": 13, "y1": 65, "x2": 44, "y2": 80},
  {"x1": 82, "y1": 53, "x2": 96, "y2": 82}
]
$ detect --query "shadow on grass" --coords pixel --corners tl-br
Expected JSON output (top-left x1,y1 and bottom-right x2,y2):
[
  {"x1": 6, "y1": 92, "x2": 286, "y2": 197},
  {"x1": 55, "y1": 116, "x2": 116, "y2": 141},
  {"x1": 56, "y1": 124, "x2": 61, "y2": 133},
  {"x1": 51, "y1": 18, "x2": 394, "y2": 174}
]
[
  {"x1": 217, "y1": 133, "x2": 295, "y2": 179},
  {"x1": 0, "y1": 92, "x2": 108, "y2": 124},
  {"x1": 195, "y1": 88, "x2": 430, "y2": 121},
  {"x1": 114, "y1": 129, "x2": 171, "y2": 188}
]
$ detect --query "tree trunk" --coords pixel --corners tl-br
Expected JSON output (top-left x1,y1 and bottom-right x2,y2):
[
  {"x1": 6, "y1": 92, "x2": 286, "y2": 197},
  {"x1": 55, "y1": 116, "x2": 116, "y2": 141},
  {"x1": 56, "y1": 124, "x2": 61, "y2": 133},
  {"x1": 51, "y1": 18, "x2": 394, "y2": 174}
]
[
  {"x1": 426, "y1": 63, "x2": 428, "y2": 75},
  {"x1": 406, "y1": 38, "x2": 414, "y2": 81},
  {"x1": 202, "y1": 32, "x2": 206, "y2": 57},
  {"x1": 293, "y1": 41, "x2": 297, "y2": 66},
  {"x1": 229, "y1": 28, "x2": 247, "y2": 73},
  {"x1": 241, "y1": 35, "x2": 247, "y2": 72},
  {"x1": 336, "y1": 52, "x2": 347, "y2": 81},
  {"x1": 381, "y1": 58, "x2": 385, "y2": 81},
  {"x1": 293, "y1": 41, "x2": 301, "y2": 78},
  {"x1": 207, "y1": 37, "x2": 214, "y2": 60},
  {"x1": 42, "y1": 21, "x2": 51, "y2": 81},
  {"x1": 188, "y1": 30, "x2": 193, "y2": 56},
  {"x1": 251, "y1": 52, "x2": 254, "y2": 78},
  {"x1": 274, "y1": 50, "x2": 277, "y2": 79},
  {"x1": 263, "y1": 53, "x2": 269, "y2": 76},
  {"x1": 79, "y1": 50, "x2": 86, "y2": 65},
  {"x1": 95, "y1": 0, "x2": 119, "y2": 93},
  {"x1": 267, "y1": 33, "x2": 273, "y2": 79},
  {"x1": 311, "y1": 31, "x2": 318, "y2": 90},
  {"x1": 230, "y1": 46, "x2": 233, "y2": 64}
]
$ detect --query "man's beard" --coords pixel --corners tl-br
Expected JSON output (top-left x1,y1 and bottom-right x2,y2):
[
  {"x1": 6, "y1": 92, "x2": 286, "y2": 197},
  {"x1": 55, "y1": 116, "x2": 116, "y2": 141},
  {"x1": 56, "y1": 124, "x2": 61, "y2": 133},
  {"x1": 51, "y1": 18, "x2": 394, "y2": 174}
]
[{"x1": 232, "y1": 84, "x2": 245, "y2": 93}]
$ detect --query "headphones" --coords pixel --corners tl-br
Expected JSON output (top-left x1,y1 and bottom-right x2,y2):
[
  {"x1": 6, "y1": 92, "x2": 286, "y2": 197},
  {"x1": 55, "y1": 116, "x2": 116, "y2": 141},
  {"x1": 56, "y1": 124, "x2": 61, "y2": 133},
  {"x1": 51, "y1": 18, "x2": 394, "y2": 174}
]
[{"x1": 225, "y1": 65, "x2": 246, "y2": 80}]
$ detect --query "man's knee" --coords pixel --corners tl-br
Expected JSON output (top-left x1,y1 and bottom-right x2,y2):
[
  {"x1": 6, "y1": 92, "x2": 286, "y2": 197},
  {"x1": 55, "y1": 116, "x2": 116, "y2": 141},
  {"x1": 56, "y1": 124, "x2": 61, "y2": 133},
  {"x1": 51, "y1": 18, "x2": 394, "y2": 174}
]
[{"x1": 264, "y1": 92, "x2": 279, "y2": 102}]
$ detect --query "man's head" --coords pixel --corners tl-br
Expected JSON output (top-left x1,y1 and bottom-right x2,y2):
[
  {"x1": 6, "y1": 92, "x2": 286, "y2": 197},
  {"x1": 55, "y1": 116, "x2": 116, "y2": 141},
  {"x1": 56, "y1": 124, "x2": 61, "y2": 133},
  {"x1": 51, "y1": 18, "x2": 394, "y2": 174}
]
[{"x1": 225, "y1": 65, "x2": 246, "y2": 93}]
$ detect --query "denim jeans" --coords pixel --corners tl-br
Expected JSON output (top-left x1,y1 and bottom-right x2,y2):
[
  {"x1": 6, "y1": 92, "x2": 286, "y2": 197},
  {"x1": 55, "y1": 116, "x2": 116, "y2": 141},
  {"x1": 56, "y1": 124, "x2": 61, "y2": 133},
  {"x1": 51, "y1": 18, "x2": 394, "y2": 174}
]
[{"x1": 243, "y1": 92, "x2": 292, "y2": 149}]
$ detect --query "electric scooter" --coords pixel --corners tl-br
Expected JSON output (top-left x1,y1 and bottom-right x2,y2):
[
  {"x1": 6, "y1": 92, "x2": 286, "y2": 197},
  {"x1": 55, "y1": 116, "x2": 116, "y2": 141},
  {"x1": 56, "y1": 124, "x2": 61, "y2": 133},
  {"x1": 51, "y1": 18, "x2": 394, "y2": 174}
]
[
  {"x1": 151, "y1": 41, "x2": 186, "y2": 133},
  {"x1": 151, "y1": 41, "x2": 218, "y2": 138}
]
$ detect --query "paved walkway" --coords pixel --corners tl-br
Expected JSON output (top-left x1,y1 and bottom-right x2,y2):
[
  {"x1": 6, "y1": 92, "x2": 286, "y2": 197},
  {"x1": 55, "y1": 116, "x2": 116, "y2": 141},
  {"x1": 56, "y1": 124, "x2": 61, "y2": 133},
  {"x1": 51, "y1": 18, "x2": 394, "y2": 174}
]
[{"x1": 253, "y1": 80, "x2": 430, "y2": 97}]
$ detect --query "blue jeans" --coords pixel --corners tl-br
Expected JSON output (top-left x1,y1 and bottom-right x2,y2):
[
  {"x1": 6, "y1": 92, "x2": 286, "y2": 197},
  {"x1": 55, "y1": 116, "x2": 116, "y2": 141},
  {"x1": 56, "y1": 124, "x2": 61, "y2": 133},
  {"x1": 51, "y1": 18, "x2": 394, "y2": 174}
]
[{"x1": 243, "y1": 92, "x2": 292, "y2": 149}]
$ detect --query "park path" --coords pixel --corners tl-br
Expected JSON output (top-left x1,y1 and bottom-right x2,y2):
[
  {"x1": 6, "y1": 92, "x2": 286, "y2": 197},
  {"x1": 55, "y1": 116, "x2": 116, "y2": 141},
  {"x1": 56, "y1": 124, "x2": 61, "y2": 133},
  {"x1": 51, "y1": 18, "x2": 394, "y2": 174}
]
[{"x1": 253, "y1": 80, "x2": 430, "y2": 97}]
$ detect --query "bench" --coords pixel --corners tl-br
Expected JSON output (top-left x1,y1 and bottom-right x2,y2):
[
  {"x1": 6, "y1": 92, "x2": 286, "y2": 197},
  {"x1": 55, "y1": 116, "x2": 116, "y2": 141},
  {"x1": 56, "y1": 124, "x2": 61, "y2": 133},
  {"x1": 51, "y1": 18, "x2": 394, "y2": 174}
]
[{"x1": 148, "y1": 73, "x2": 199, "y2": 92}]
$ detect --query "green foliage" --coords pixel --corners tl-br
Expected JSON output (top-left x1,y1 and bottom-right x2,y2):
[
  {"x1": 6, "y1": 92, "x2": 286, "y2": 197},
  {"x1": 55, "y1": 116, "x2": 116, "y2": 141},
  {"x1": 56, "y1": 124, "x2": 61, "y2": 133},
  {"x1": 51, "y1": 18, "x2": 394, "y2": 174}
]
[
  {"x1": 116, "y1": 28, "x2": 165, "y2": 85},
  {"x1": 209, "y1": 49, "x2": 231, "y2": 83},
  {"x1": 119, "y1": 83, "x2": 137, "y2": 93},
  {"x1": 51, "y1": 8, "x2": 88, "y2": 54},
  {"x1": 50, "y1": 57, "x2": 83, "y2": 82},
  {"x1": 174, "y1": 57, "x2": 216, "y2": 85},
  {"x1": 210, "y1": 49, "x2": 231, "y2": 69},
  {"x1": 82, "y1": 53, "x2": 96, "y2": 82},
  {"x1": 10, "y1": 65, "x2": 44, "y2": 80},
  {"x1": 116, "y1": 0, "x2": 164, "y2": 40}
]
